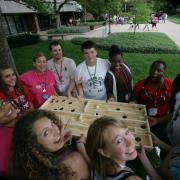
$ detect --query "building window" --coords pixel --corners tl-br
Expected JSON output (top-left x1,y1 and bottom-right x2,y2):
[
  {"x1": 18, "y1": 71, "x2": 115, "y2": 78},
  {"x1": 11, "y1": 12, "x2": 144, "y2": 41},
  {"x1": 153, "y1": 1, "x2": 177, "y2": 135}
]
[
  {"x1": 1, "y1": 16, "x2": 10, "y2": 35},
  {"x1": 14, "y1": 15, "x2": 28, "y2": 33},
  {"x1": 6, "y1": 16, "x2": 17, "y2": 35}
]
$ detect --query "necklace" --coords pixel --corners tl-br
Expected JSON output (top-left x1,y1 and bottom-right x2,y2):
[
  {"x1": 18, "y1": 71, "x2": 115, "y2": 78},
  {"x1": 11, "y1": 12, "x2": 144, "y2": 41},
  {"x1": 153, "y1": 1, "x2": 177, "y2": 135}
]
[{"x1": 86, "y1": 62, "x2": 97, "y2": 88}]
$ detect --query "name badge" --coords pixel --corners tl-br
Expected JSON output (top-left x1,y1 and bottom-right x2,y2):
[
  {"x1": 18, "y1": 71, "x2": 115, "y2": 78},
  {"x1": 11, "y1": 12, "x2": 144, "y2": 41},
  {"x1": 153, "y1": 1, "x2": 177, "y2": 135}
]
[
  {"x1": 125, "y1": 94, "x2": 129, "y2": 101},
  {"x1": 148, "y1": 108, "x2": 158, "y2": 116}
]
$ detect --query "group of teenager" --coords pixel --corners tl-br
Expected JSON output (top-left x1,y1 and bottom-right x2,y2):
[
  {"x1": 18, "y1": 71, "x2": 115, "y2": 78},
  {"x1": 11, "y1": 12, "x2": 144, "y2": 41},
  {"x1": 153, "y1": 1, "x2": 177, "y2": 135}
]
[{"x1": 0, "y1": 40, "x2": 179, "y2": 179}]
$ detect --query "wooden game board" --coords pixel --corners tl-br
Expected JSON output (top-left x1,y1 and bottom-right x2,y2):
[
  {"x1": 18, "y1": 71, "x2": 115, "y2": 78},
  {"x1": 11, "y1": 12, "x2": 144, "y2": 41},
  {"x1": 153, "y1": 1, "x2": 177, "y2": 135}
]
[{"x1": 40, "y1": 96, "x2": 153, "y2": 149}]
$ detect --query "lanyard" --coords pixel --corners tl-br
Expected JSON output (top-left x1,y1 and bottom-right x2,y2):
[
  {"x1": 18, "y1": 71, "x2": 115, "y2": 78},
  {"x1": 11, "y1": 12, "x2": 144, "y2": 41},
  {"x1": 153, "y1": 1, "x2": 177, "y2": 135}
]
[
  {"x1": 10, "y1": 89, "x2": 25, "y2": 113},
  {"x1": 53, "y1": 62, "x2": 63, "y2": 81},
  {"x1": 86, "y1": 63, "x2": 97, "y2": 88},
  {"x1": 35, "y1": 71, "x2": 47, "y2": 93},
  {"x1": 114, "y1": 64, "x2": 130, "y2": 91}
]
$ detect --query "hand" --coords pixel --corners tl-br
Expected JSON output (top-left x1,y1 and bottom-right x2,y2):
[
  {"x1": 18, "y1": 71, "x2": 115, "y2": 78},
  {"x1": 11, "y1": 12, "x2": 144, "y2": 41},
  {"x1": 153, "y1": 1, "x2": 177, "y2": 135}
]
[
  {"x1": 77, "y1": 95, "x2": 84, "y2": 101},
  {"x1": 76, "y1": 134, "x2": 86, "y2": 144},
  {"x1": 61, "y1": 128, "x2": 72, "y2": 145},
  {"x1": 150, "y1": 132, "x2": 161, "y2": 146},
  {"x1": 107, "y1": 97, "x2": 115, "y2": 102},
  {"x1": 0, "y1": 102, "x2": 17, "y2": 127},
  {"x1": 137, "y1": 144, "x2": 147, "y2": 160},
  {"x1": 148, "y1": 116, "x2": 158, "y2": 127}
]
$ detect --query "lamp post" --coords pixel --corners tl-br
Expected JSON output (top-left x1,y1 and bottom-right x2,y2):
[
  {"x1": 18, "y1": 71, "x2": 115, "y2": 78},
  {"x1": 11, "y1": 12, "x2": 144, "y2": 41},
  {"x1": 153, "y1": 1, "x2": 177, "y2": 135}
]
[
  {"x1": 84, "y1": 0, "x2": 87, "y2": 23},
  {"x1": 108, "y1": 11, "x2": 111, "y2": 34}
]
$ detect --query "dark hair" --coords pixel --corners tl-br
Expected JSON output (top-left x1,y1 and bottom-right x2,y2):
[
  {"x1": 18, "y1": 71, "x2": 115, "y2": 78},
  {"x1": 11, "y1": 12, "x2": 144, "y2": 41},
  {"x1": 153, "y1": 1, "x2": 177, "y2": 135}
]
[
  {"x1": 0, "y1": 65, "x2": 24, "y2": 99},
  {"x1": 108, "y1": 45, "x2": 123, "y2": 59},
  {"x1": 150, "y1": 60, "x2": 167, "y2": 70},
  {"x1": 49, "y1": 41, "x2": 62, "y2": 51},
  {"x1": 81, "y1": 40, "x2": 96, "y2": 51},
  {"x1": 33, "y1": 52, "x2": 46, "y2": 62},
  {"x1": 169, "y1": 74, "x2": 180, "y2": 113},
  {"x1": 9, "y1": 110, "x2": 75, "y2": 179}
]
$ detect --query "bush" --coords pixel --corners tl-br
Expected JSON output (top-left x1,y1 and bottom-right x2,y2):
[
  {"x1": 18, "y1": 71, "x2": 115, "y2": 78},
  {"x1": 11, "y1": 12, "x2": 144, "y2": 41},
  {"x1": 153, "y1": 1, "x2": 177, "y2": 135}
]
[
  {"x1": 7, "y1": 33, "x2": 40, "y2": 48},
  {"x1": 48, "y1": 26, "x2": 90, "y2": 34},
  {"x1": 71, "y1": 32, "x2": 180, "y2": 54}
]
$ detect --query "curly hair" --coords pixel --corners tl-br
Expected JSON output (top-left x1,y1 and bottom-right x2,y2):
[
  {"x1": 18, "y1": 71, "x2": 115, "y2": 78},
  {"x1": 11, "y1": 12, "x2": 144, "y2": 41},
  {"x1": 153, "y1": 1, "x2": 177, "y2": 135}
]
[
  {"x1": 85, "y1": 116, "x2": 127, "y2": 180},
  {"x1": 9, "y1": 110, "x2": 76, "y2": 180}
]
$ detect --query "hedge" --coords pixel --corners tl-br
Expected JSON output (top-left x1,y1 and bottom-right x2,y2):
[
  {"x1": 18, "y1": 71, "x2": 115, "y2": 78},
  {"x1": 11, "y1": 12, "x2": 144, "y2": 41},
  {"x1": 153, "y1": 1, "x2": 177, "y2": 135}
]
[{"x1": 7, "y1": 33, "x2": 40, "y2": 48}]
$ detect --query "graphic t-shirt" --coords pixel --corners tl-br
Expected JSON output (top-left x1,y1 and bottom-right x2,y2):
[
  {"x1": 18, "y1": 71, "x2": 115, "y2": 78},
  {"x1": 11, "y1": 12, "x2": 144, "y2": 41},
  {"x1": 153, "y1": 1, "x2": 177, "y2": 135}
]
[
  {"x1": 75, "y1": 58, "x2": 110, "y2": 100},
  {"x1": 133, "y1": 77, "x2": 172, "y2": 117},
  {"x1": 20, "y1": 70, "x2": 55, "y2": 107},
  {"x1": 0, "y1": 86, "x2": 33, "y2": 118}
]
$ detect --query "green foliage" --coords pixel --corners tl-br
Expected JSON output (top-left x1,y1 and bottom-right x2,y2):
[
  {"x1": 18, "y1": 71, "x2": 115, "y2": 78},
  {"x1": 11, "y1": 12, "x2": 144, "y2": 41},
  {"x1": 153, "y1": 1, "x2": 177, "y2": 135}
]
[
  {"x1": 22, "y1": 0, "x2": 50, "y2": 15},
  {"x1": 78, "y1": 0, "x2": 123, "y2": 18},
  {"x1": 168, "y1": 15, "x2": 180, "y2": 24},
  {"x1": 7, "y1": 33, "x2": 40, "y2": 48},
  {"x1": 128, "y1": 0, "x2": 151, "y2": 23},
  {"x1": 71, "y1": 32, "x2": 180, "y2": 54},
  {"x1": 47, "y1": 26, "x2": 90, "y2": 34}
]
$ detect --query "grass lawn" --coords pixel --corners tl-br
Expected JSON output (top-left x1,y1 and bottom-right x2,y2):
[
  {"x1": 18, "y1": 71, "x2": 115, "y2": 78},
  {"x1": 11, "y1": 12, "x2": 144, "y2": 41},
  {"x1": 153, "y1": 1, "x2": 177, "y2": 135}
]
[
  {"x1": 12, "y1": 40, "x2": 180, "y2": 82},
  {"x1": 168, "y1": 15, "x2": 180, "y2": 24},
  {"x1": 71, "y1": 32, "x2": 180, "y2": 53}
]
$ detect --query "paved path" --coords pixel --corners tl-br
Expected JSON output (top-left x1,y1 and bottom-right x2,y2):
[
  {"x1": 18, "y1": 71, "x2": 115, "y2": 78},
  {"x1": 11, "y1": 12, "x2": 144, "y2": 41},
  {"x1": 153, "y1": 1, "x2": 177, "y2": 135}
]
[
  {"x1": 40, "y1": 20, "x2": 180, "y2": 47},
  {"x1": 64, "y1": 20, "x2": 180, "y2": 47}
]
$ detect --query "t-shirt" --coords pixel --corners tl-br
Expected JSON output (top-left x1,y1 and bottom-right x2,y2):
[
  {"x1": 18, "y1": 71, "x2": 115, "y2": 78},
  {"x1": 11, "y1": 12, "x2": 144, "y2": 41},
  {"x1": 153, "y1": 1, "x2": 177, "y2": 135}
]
[
  {"x1": 20, "y1": 70, "x2": 55, "y2": 107},
  {"x1": 48, "y1": 57, "x2": 76, "y2": 95},
  {"x1": 75, "y1": 58, "x2": 110, "y2": 100},
  {"x1": 105, "y1": 64, "x2": 133, "y2": 102},
  {"x1": 133, "y1": 77, "x2": 172, "y2": 118},
  {"x1": 167, "y1": 91, "x2": 180, "y2": 146},
  {"x1": 0, "y1": 86, "x2": 33, "y2": 118}
]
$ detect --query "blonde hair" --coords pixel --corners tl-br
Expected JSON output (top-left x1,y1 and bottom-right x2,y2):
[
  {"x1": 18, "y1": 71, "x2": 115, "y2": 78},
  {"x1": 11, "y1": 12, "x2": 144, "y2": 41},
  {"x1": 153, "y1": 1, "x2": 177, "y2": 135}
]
[{"x1": 86, "y1": 116, "x2": 126, "y2": 179}]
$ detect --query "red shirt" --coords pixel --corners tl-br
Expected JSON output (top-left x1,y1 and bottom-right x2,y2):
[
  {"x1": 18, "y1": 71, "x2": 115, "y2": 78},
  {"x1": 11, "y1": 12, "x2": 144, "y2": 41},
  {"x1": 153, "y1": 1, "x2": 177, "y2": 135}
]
[
  {"x1": 133, "y1": 77, "x2": 172, "y2": 117},
  {"x1": 0, "y1": 85, "x2": 34, "y2": 118}
]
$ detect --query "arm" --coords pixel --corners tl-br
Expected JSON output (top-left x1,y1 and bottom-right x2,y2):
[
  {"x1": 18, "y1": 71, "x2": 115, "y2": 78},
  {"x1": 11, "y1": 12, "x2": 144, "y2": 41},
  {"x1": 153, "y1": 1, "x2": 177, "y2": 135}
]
[
  {"x1": 151, "y1": 133, "x2": 171, "y2": 151},
  {"x1": 76, "y1": 84, "x2": 84, "y2": 99},
  {"x1": 76, "y1": 135, "x2": 90, "y2": 163},
  {"x1": 138, "y1": 145, "x2": 162, "y2": 180},
  {"x1": 148, "y1": 114, "x2": 171, "y2": 127},
  {"x1": 104, "y1": 72, "x2": 115, "y2": 102},
  {"x1": 160, "y1": 150, "x2": 172, "y2": 180},
  {"x1": 67, "y1": 79, "x2": 76, "y2": 98}
]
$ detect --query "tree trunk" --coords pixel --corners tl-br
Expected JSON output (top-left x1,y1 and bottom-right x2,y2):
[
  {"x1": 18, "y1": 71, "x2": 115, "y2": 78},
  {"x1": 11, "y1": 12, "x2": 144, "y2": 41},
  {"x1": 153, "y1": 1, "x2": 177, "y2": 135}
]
[
  {"x1": 0, "y1": 8, "x2": 17, "y2": 73},
  {"x1": 56, "y1": 0, "x2": 69, "y2": 28}
]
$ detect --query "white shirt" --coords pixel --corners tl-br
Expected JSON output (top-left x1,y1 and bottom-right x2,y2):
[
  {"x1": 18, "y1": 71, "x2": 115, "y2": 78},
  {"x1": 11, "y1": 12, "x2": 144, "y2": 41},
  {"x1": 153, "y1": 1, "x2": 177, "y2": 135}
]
[
  {"x1": 75, "y1": 58, "x2": 110, "y2": 100},
  {"x1": 48, "y1": 57, "x2": 76, "y2": 95}
]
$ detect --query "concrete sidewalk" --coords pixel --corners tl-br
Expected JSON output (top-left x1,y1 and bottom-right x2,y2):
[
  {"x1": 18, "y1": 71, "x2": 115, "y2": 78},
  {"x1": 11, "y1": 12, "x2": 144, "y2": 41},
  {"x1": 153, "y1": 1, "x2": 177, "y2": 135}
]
[{"x1": 41, "y1": 20, "x2": 180, "y2": 47}]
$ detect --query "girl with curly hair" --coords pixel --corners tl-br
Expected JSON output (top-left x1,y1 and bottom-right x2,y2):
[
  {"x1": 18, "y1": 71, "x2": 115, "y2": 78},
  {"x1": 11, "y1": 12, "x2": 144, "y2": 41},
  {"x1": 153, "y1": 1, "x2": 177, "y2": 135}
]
[{"x1": 9, "y1": 110, "x2": 89, "y2": 180}]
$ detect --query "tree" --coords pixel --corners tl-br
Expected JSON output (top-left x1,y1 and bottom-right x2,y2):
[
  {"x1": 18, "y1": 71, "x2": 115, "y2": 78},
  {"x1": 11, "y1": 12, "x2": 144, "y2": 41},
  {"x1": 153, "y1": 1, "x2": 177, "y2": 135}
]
[
  {"x1": 78, "y1": 0, "x2": 123, "y2": 19},
  {"x1": 128, "y1": 0, "x2": 151, "y2": 33},
  {"x1": 0, "y1": 8, "x2": 17, "y2": 72},
  {"x1": 53, "y1": 0, "x2": 69, "y2": 28}
]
